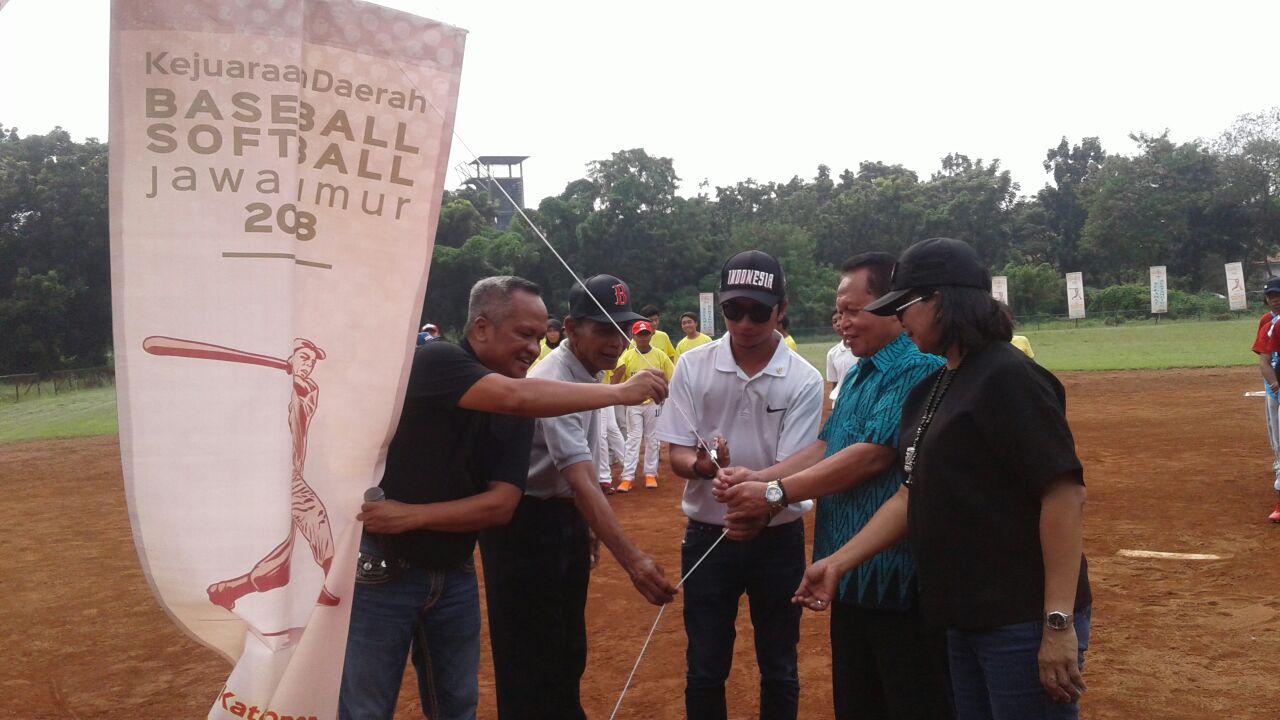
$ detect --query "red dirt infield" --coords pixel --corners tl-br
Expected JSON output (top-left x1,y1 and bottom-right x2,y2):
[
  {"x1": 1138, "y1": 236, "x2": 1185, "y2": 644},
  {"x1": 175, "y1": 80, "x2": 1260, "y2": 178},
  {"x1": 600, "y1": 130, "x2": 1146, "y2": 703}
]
[{"x1": 3, "y1": 367, "x2": 1279, "y2": 718}]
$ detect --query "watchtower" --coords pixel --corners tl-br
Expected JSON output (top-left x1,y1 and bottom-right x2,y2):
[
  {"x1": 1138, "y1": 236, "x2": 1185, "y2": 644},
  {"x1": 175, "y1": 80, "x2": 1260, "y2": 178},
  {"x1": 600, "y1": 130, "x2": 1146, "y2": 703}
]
[{"x1": 464, "y1": 156, "x2": 528, "y2": 229}]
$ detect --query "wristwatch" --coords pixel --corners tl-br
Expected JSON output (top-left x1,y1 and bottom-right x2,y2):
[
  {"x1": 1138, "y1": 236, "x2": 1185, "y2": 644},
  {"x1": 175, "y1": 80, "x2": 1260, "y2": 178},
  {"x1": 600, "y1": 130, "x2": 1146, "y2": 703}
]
[
  {"x1": 1045, "y1": 611, "x2": 1072, "y2": 631},
  {"x1": 764, "y1": 479, "x2": 789, "y2": 510}
]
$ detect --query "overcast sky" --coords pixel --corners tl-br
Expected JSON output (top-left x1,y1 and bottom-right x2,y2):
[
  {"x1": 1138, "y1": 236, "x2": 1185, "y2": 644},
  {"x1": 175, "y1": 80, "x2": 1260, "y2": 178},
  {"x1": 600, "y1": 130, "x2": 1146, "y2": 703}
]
[{"x1": 2, "y1": 0, "x2": 1276, "y2": 204}]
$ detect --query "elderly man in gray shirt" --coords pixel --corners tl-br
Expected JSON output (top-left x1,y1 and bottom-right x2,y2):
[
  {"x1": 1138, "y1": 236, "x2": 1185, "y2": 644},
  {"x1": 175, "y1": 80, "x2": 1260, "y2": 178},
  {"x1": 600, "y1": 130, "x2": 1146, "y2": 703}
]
[{"x1": 479, "y1": 274, "x2": 677, "y2": 720}]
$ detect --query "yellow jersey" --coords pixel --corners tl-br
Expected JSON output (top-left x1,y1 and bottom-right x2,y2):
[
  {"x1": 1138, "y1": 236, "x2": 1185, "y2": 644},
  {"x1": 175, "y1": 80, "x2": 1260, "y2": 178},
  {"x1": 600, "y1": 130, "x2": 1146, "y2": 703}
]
[
  {"x1": 1010, "y1": 335, "x2": 1035, "y2": 359},
  {"x1": 638, "y1": 330, "x2": 678, "y2": 363},
  {"x1": 676, "y1": 333, "x2": 712, "y2": 360},
  {"x1": 783, "y1": 334, "x2": 798, "y2": 352},
  {"x1": 614, "y1": 346, "x2": 675, "y2": 404},
  {"x1": 531, "y1": 338, "x2": 562, "y2": 368}
]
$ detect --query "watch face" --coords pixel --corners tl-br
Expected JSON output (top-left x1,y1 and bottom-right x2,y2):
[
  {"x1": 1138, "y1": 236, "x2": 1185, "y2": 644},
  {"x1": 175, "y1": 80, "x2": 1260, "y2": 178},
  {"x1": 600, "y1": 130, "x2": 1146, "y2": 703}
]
[
  {"x1": 1046, "y1": 612, "x2": 1071, "y2": 630},
  {"x1": 765, "y1": 484, "x2": 783, "y2": 504}
]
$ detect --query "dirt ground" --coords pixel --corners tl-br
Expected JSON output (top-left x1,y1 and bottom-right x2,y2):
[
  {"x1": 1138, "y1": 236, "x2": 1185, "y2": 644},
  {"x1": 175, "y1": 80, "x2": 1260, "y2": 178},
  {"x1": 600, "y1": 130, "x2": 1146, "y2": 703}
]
[{"x1": 3, "y1": 366, "x2": 1280, "y2": 719}]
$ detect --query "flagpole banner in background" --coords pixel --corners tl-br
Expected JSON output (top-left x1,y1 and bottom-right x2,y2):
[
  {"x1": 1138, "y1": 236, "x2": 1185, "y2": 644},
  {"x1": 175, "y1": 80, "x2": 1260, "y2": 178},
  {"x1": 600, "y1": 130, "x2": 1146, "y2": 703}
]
[
  {"x1": 1225, "y1": 261, "x2": 1248, "y2": 311},
  {"x1": 1149, "y1": 266, "x2": 1168, "y2": 314},
  {"x1": 1065, "y1": 272, "x2": 1086, "y2": 319},
  {"x1": 990, "y1": 275, "x2": 1009, "y2": 307},
  {"x1": 108, "y1": 2, "x2": 465, "y2": 717},
  {"x1": 699, "y1": 292, "x2": 715, "y2": 336}
]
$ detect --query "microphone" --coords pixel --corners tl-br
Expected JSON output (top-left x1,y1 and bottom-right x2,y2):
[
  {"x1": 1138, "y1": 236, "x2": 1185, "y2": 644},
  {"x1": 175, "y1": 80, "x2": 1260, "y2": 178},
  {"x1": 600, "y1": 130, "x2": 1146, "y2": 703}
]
[{"x1": 364, "y1": 486, "x2": 385, "y2": 503}]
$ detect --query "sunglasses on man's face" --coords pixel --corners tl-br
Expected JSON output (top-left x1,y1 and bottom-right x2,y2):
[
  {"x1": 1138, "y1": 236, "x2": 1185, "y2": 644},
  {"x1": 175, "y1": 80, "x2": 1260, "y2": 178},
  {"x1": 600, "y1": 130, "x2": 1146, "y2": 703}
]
[{"x1": 721, "y1": 301, "x2": 775, "y2": 324}]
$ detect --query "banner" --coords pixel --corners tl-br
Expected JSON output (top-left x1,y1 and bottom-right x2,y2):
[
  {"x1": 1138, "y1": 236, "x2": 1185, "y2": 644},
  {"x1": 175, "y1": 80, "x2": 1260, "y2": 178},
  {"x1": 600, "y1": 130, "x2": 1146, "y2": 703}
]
[
  {"x1": 1065, "y1": 272, "x2": 1086, "y2": 319},
  {"x1": 699, "y1": 292, "x2": 715, "y2": 336},
  {"x1": 991, "y1": 275, "x2": 1009, "y2": 307},
  {"x1": 1225, "y1": 261, "x2": 1248, "y2": 311},
  {"x1": 1150, "y1": 266, "x2": 1168, "y2": 314},
  {"x1": 109, "y1": 2, "x2": 464, "y2": 717}
]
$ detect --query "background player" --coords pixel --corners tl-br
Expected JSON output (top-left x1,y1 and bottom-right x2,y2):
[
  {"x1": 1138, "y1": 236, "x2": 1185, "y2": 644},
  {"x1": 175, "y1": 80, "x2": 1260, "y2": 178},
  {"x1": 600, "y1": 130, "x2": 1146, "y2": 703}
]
[{"x1": 613, "y1": 321, "x2": 675, "y2": 491}]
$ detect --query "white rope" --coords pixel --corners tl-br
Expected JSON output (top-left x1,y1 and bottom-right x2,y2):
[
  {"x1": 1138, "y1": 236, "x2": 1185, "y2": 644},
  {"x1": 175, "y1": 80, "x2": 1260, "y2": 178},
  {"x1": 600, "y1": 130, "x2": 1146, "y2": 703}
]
[
  {"x1": 392, "y1": 61, "x2": 731, "y2": 717},
  {"x1": 607, "y1": 526, "x2": 729, "y2": 720}
]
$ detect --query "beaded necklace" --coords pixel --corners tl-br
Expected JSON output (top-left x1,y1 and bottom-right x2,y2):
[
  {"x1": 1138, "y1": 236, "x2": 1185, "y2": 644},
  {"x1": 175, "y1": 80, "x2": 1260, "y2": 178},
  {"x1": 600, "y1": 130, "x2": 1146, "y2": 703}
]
[{"x1": 903, "y1": 363, "x2": 959, "y2": 486}]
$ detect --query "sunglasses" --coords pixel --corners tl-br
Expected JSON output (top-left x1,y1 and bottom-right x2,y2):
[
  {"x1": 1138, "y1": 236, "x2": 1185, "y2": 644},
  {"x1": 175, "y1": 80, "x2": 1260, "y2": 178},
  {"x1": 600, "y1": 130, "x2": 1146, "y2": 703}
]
[
  {"x1": 894, "y1": 293, "x2": 933, "y2": 320},
  {"x1": 721, "y1": 301, "x2": 775, "y2": 324}
]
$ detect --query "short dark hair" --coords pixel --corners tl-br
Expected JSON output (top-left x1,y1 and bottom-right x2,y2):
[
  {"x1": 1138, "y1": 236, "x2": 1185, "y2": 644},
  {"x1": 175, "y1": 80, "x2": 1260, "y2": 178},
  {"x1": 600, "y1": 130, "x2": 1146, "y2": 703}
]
[
  {"x1": 922, "y1": 285, "x2": 1013, "y2": 355},
  {"x1": 840, "y1": 252, "x2": 896, "y2": 299},
  {"x1": 640, "y1": 304, "x2": 660, "y2": 317},
  {"x1": 680, "y1": 311, "x2": 698, "y2": 324},
  {"x1": 779, "y1": 315, "x2": 790, "y2": 330}
]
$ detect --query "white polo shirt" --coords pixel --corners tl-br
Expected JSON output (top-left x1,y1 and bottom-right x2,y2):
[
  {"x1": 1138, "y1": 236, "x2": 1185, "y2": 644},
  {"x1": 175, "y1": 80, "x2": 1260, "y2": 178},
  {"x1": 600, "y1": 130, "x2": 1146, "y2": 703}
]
[
  {"x1": 655, "y1": 331, "x2": 823, "y2": 526},
  {"x1": 825, "y1": 341, "x2": 858, "y2": 401}
]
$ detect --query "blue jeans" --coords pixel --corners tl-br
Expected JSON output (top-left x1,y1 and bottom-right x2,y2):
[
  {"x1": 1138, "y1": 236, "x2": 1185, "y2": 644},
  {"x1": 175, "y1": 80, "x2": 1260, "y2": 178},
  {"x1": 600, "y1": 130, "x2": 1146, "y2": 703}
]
[
  {"x1": 338, "y1": 534, "x2": 481, "y2": 720},
  {"x1": 682, "y1": 519, "x2": 805, "y2": 720},
  {"x1": 946, "y1": 607, "x2": 1092, "y2": 720}
]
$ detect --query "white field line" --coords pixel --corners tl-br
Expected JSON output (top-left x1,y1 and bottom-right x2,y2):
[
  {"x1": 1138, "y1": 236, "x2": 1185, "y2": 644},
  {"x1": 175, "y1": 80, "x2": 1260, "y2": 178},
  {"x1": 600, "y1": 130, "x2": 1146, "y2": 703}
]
[{"x1": 1117, "y1": 549, "x2": 1223, "y2": 560}]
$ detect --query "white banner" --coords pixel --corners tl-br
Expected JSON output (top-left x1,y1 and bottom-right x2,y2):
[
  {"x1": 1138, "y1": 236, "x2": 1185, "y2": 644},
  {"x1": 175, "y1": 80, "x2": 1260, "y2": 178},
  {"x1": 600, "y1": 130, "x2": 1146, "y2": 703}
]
[
  {"x1": 1225, "y1": 261, "x2": 1248, "y2": 311},
  {"x1": 1065, "y1": 272, "x2": 1086, "y2": 319},
  {"x1": 699, "y1": 292, "x2": 715, "y2": 336},
  {"x1": 109, "y1": 2, "x2": 464, "y2": 717},
  {"x1": 991, "y1": 275, "x2": 1009, "y2": 307},
  {"x1": 1150, "y1": 266, "x2": 1168, "y2": 314}
]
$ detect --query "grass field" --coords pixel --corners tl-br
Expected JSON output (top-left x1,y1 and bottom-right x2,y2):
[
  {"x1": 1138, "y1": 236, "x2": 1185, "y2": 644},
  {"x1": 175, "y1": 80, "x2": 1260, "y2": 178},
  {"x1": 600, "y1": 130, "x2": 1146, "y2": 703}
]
[
  {"x1": 0, "y1": 385, "x2": 118, "y2": 444},
  {"x1": 0, "y1": 317, "x2": 1261, "y2": 445},
  {"x1": 796, "y1": 316, "x2": 1258, "y2": 373}
]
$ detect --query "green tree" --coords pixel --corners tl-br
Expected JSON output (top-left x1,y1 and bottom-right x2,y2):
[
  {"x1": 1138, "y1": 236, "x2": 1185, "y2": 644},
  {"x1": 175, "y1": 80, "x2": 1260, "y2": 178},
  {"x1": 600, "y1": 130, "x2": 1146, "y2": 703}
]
[
  {"x1": 0, "y1": 125, "x2": 110, "y2": 373},
  {"x1": 1214, "y1": 108, "x2": 1280, "y2": 274},
  {"x1": 1037, "y1": 137, "x2": 1106, "y2": 272},
  {"x1": 0, "y1": 269, "x2": 77, "y2": 373}
]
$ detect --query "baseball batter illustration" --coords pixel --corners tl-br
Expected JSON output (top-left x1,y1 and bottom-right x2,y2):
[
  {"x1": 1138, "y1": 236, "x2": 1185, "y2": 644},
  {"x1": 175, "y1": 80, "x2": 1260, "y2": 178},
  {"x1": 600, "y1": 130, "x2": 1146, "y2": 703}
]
[{"x1": 142, "y1": 335, "x2": 339, "y2": 611}]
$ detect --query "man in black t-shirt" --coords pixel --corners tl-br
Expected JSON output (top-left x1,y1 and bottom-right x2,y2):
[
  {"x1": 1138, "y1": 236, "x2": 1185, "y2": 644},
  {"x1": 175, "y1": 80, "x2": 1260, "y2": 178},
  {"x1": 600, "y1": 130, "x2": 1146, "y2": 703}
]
[{"x1": 338, "y1": 276, "x2": 669, "y2": 720}]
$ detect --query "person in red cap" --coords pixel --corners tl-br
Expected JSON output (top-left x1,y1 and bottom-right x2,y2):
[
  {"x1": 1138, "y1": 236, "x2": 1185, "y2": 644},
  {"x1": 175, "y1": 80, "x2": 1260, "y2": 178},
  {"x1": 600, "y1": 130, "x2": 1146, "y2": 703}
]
[{"x1": 612, "y1": 320, "x2": 675, "y2": 491}]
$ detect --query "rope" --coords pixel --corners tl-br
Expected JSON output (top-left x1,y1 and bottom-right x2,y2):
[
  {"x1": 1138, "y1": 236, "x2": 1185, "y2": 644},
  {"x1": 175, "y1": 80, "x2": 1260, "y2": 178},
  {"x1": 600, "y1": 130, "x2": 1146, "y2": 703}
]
[{"x1": 607, "y1": 526, "x2": 729, "y2": 720}]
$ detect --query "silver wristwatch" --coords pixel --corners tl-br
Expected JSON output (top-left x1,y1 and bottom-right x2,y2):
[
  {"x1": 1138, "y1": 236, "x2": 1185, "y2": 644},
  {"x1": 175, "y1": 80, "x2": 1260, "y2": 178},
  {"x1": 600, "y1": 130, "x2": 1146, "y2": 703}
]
[
  {"x1": 764, "y1": 479, "x2": 788, "y2": 510},
  {"x1": 1045, "y1": 611, "x2": 1072, "y2": 631}
]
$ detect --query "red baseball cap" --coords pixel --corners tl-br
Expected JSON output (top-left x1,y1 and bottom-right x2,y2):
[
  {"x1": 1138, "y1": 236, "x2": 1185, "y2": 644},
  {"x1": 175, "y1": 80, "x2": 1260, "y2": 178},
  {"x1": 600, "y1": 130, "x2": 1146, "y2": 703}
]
[{"x1": 631, "y1": 320, "x2": 654, "y2": 335}]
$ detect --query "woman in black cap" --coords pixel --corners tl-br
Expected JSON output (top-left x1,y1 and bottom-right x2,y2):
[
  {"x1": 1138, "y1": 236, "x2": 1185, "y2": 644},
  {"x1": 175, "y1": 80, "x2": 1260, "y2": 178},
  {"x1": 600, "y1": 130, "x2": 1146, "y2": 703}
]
[{"x1": 794, "y1": 237, "x2": 1091, "y2": 720}]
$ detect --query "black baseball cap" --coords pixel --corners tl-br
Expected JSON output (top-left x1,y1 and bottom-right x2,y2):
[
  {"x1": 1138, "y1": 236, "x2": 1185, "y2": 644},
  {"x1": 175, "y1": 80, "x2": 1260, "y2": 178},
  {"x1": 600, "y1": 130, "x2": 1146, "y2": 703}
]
[
  {"x1": 1264, "y1": 277, "x2": 1280, "y2": 295},
  {"x1": 867, "y1": 237, "x2": 991, "y2": 316},
  {"x1": 569, "y1": 274, "x2": 647, "y2": 324},
  {"x1": 719, "y1": 250, "x2": 786, "y2": 307}
]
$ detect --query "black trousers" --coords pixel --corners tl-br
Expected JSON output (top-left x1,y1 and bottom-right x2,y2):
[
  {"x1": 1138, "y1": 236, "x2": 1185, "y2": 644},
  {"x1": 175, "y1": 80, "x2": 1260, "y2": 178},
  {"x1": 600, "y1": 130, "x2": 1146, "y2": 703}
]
[
  {"x1": 479, "y1": 495, "x2": 590, "y2": 720},
  {"x1": 829, "y1": 601, "x2": 954, "y2": 720}
]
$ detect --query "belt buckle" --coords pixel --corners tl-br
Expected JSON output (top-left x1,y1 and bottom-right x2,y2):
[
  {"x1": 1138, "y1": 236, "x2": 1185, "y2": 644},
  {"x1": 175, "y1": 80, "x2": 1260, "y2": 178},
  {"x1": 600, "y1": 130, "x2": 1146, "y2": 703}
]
[{"x1": 355, "y1": 550, "x2": 396, "y2": 584}]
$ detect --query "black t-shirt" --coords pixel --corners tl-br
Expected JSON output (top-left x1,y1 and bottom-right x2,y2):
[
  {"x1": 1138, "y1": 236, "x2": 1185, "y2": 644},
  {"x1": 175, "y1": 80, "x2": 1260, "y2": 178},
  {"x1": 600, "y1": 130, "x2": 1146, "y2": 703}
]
[
  {"x1": 900, "y1": 341, "x2": 1091, "y2": 630},
  {"x1": 378, "y1": 339, "x2": 534, "y2": 570}
]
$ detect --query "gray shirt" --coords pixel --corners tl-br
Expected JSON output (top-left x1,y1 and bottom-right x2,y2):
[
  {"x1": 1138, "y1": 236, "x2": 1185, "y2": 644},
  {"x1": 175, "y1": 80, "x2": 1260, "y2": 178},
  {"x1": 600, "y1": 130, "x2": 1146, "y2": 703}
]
[{"x1": 524, "y1": 342, "x2": 602, "y2": 499}]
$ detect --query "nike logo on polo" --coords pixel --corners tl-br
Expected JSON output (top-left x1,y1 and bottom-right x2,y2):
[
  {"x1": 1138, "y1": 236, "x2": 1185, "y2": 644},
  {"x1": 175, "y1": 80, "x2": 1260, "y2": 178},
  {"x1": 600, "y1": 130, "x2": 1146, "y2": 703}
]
[{"x1": 766, "y1": 405, "x2": 786, "y2": 413}]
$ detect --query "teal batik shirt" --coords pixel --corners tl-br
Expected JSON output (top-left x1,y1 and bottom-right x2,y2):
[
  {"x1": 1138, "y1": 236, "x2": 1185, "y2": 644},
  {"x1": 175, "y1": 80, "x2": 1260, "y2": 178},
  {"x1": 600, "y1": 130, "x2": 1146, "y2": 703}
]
[{"x1": 813, "y1": 333, "x2": 944, "y2": 610}]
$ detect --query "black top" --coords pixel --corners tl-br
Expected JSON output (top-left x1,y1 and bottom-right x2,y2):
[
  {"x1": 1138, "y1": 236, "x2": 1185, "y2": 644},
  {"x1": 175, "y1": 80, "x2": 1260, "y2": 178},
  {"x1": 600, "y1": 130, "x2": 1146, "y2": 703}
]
[
  {"x1": 900, "y1": 341, "x2": 1091, "y2": 630},
  {"x1": 378, "y1": 339, "x2": 534, "y2": 570}
]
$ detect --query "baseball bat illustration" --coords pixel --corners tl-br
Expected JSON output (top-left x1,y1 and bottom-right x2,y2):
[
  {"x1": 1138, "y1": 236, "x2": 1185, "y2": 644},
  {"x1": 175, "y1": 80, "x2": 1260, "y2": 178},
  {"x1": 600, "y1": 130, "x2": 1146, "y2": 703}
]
[{"x1": 143, "y1": 336, "x2": 289, "y2": 371}]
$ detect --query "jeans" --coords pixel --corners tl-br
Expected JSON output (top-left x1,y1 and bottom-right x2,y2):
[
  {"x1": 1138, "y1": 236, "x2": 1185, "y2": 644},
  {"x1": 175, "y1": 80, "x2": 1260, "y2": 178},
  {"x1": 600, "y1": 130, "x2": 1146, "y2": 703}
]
[
  {"x1": 1265, "y1": 389, "x2": 1280, "y2": 489},
  {"x1": 946, "y1": 607, "x2": 1092, "y2": 720},
  {"x1": 682, "y1": 518, "x2": 804, "y2": 720},
  {"x1": 479, "y1": 496, "x2": 591, "y2": 720},
  {"x1": 338, "y1": 534, "x2": 481, "y2": 720}
]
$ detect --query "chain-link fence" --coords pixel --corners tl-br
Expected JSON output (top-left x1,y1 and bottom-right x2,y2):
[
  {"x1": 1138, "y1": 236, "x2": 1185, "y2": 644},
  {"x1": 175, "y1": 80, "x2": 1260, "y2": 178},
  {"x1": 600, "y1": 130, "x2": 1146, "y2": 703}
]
[{"x1": 0, "y1": 366, "x2": 115, "y2": 404}]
